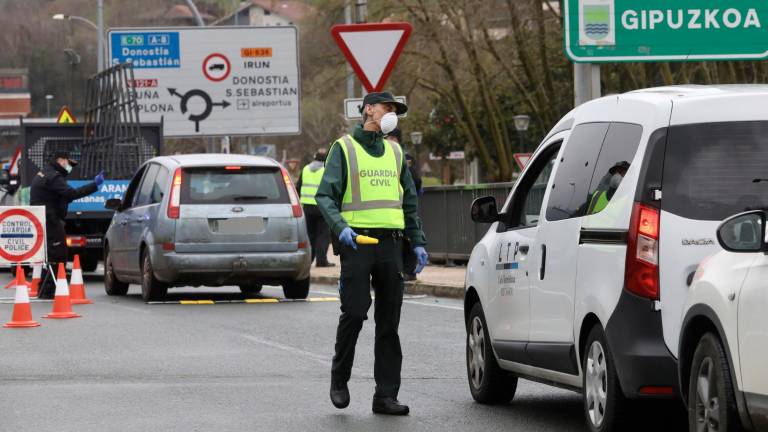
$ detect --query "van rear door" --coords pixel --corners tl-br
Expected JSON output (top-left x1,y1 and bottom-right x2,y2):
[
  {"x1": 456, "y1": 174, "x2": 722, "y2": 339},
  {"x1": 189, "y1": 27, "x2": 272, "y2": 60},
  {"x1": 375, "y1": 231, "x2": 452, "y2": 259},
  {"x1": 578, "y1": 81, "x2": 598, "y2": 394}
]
[
  {"x1": 173, "y1": 166, "x2": 298, "y2": 253},
  {"x1": 660, "y1": 121, "x2": 768, "y2": 355}
]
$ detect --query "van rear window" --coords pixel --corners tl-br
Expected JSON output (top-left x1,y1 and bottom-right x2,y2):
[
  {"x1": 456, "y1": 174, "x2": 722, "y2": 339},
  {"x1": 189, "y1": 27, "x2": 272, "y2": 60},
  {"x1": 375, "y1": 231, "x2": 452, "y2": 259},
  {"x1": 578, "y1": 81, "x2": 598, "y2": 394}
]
[
  {"x1": 181, "y1": 167, "x2": 288, "y2": 205},
  {"x1": 664, "y1": 121, "x2": 768, "y2": 221}
]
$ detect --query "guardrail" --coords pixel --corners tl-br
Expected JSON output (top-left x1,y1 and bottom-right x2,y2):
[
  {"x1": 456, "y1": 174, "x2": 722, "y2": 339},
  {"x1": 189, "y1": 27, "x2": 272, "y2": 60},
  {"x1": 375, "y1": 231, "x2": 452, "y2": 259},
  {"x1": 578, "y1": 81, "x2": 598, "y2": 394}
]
[{"x1": 418, "y1": 183, "x2": 514, "y2": 263}]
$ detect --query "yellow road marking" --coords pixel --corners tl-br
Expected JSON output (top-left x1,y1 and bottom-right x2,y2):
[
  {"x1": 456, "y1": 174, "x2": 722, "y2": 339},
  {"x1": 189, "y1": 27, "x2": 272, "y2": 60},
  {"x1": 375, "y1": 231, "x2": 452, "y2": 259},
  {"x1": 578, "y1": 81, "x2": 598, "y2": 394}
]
[
  {"x1": 308, "y1": 297, "x2": 339, "y2": 302},
  {"x1": 245, "y1": 298, "x2": 280, "y2": 304},
  {"x1": 179, "y1": 300, "x2": 215, "y2": 305}
]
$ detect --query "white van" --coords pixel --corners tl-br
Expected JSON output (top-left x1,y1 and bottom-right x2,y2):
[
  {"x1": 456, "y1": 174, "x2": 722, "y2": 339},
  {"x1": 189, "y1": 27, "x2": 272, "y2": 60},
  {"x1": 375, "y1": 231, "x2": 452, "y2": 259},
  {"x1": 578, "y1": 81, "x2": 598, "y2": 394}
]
[{"x1": 464, "y1": 85, "x2": 768, "y2": 432}]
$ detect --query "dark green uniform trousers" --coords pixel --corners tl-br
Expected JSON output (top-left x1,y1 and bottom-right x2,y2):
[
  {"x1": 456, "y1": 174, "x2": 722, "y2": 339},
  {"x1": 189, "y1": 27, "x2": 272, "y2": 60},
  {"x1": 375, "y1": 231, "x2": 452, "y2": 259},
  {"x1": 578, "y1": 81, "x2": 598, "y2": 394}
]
[{"x1": 331, "y1": 230, "x2": 404, "y2": 398}]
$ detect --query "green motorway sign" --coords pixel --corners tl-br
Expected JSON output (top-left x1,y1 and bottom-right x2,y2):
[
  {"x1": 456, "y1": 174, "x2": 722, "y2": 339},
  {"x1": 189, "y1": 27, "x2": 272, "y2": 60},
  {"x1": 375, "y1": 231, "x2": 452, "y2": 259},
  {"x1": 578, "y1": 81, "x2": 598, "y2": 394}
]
[{"x1": 565, "y1": 0, "x2": 768, "y2": 62}]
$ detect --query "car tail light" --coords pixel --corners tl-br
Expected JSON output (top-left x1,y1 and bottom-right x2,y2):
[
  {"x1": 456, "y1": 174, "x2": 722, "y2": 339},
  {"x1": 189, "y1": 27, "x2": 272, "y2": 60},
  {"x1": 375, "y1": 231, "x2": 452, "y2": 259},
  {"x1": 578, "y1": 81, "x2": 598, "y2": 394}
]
[
  {"x1": 280, "y1": 166, "x2": 303, "y2": 218},
  {"x1": 167, "y1": 168, "x2": 183, "y2": 219},
  {"x1": 639, "y1": 386, "x2": 673, "y2": 395},
  {"x1": 625, "y1": 203, "x2": 660, "y2": 300},
  {"x1": 298, "y1": 241, "x2": 309, "y2": 249},
  {"x1": 66, "y1": 236, "x2": 87, "y2": 248},
  {"x1": 225, "y1": 166, "x2": 241, "y2": 170},
  {"x1": 162, "y1": 242, "x2": 175, "y2": 251}
]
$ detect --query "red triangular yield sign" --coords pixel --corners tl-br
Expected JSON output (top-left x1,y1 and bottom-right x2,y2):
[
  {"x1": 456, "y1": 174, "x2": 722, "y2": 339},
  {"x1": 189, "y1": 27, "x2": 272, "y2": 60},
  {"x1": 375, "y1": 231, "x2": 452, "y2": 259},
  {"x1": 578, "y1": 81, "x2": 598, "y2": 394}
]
[{"x1": 331, "y1": 23, "x2": 413, "y2": 93}]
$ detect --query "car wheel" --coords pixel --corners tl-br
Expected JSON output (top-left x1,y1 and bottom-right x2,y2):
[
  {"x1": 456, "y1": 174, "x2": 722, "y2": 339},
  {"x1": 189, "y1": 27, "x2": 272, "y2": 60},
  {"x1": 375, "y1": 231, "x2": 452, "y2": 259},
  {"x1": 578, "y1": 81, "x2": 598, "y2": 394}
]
[
  {"x1": 141, "y1": 250, "x2": 167, "y2": 303},
  {"x1": 239, "y1": 283, "x2": 263, "y2": 298},
  {"x1": 282, "y1": 278, "x2": 309, "y2": 299},
  {"x1": 104, "y1": 247, "x2": 129, "y2": 296},
  {"x1": 688, "y1": 333, "x2": 742, "y2": 432},
  {"x1": 466, "y1": 302, "x2": 518, "y2": 404},
  {"x1": 582, "y1": 325, "x2": 628, "y2": 432},
  {"x1": 81, "y1": 253, "x2": 99, "y2": 272}
]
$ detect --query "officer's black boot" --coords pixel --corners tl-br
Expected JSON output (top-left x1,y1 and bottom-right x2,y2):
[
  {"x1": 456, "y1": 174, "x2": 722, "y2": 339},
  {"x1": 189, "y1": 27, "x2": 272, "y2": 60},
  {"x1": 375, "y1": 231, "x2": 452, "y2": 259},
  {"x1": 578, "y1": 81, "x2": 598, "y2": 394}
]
[
  {"x1": 372, "y1": 396, "x2": 409, "y2": 415},
  {"x1": 330, "y1": 380, "x2": 350, "y2": 409}
]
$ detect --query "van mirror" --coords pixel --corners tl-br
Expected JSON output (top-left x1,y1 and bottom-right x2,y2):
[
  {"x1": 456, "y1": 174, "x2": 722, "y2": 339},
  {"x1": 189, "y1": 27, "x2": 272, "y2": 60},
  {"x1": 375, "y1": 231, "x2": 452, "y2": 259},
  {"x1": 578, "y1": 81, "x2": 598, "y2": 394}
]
[
  {"x1": 471, "y1": 196, "x2": 499, "y2": 224},
  {"x1": 0, "y1": 169, "x2": 9, "y2": 186},
  {"x1": 716, "y1": 211, "x2": 766, "y2": 253},
  {"x1": 104, "y1": 198, "x2": 122, "y2": 211}
]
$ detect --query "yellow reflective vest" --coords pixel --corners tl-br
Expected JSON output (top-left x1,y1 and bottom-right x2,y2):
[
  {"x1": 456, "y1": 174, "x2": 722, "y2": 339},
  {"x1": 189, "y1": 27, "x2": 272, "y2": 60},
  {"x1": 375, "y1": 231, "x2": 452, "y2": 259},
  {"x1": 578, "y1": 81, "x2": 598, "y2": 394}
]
[
  {"x1": 337, "y1": 134, "x2": 404, "y2": 229},
  {"x1": 300, "y1": 164, "x2": 324, "y2": 205}
]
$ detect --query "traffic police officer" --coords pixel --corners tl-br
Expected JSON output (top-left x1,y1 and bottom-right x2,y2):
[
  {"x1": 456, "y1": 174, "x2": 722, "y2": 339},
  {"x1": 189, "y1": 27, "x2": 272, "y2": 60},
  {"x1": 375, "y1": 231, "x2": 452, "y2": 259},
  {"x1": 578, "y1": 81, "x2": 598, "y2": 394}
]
[
  {"x1": 316, "y1": 92, "x2": 428, "y2": 415},
  {"x1": 296, "y1": 148, "x2": 334, "y2": 267},
  {"x1": 30, "y1": 150, "x2": 103, "y2": 299}
]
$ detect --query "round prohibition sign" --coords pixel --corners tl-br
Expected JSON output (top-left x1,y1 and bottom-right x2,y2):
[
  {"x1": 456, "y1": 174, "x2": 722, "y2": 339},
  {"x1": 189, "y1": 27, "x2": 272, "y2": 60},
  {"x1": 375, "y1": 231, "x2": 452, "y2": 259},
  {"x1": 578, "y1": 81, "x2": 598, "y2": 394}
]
[
  {"x1": 0, "y1": 209, "x2": 44, "y2": 262},
  {"x1": 202, "y1": 53, "x2": 231, "y2": 82}
]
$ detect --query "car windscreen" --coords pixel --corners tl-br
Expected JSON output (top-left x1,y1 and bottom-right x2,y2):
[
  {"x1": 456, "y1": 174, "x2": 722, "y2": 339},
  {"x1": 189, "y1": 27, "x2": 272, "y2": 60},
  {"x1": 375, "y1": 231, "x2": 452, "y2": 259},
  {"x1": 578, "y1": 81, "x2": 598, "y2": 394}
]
[
  {"x1": 663, "y1": 121, "x2": 768, "y2": 221},
  {"x1": 180, "y1": 166, "x2": 288, "y2": 205}
]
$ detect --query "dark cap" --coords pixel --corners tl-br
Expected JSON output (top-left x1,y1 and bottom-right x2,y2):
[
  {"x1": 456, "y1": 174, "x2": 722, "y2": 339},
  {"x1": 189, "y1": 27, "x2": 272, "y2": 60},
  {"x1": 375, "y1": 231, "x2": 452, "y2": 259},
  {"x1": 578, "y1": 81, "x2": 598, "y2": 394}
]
[
  {"x1": 609, "y1": 161, "x2": 630, "y2": 175},
  {"x1": 52, "y1": 150, "x2": 78, "y2": 166},
  {"x1": 360, "y1": 91, "x2": 408, "y2": 115}
]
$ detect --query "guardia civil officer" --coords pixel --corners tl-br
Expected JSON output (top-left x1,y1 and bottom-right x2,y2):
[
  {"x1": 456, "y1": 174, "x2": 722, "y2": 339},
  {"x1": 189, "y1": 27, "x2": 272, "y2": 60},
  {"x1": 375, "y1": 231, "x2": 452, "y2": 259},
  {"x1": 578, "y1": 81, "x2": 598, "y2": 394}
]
[
  {"x1": 30, "y1": 151, "x2": 103, "y2": 299},
  {"x1": 296, "y1": 148, "x2": 334, "y2": 267},
  {"x1": 316, "y1": 92, "x2": 428, "y2": 415}
]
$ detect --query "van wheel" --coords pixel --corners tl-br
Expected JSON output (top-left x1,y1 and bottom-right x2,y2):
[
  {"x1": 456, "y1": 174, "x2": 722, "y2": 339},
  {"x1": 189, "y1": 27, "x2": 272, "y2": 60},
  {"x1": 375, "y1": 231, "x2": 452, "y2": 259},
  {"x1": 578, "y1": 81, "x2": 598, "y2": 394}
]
[
  {"x1": 583, "y1": 325, "x2": 627, "y2": 432},
  {"x1": 466, "y1": 302, "x2": 517, "y2": 404},
  {"x1": 239, "y1": 283, "x2": 263, "y2": 298},
  {"x1": 141, "y1": 251, "x2": 167, "y2": 303},
  {"x1": 104, "y1": 247, "x2": 128, "y2": 296},
  {"x1": 283, "y1": 278, "x2": 309, "y2": 299},
  {"x1": 688, "y1": 333, "x2": 742, "y2": 432},
  {"x1": 81, "y1": 253, "x2": 99, "y2": 272}
]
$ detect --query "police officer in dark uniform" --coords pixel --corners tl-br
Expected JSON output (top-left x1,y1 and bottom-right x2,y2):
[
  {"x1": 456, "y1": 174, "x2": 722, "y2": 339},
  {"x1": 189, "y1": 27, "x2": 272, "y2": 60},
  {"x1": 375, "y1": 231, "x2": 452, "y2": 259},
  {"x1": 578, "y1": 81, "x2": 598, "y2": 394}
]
[
  {"x1": 316, "y1": 92, "x2": 428, "y2": 415},
  {"x1": 30, "y1": 150, "x2": 103, "y2": 298}
]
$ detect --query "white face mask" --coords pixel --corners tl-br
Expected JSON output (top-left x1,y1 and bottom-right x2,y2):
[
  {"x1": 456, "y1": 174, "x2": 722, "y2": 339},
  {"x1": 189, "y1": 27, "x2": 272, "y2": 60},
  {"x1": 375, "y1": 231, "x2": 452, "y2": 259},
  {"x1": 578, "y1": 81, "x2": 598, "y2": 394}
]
[
  {"x1": 380, "y1": 112, "x2": 398, "y2": 135},
  {"x1": 64, "y1": 163, "x2": 73, "y2": 174}
]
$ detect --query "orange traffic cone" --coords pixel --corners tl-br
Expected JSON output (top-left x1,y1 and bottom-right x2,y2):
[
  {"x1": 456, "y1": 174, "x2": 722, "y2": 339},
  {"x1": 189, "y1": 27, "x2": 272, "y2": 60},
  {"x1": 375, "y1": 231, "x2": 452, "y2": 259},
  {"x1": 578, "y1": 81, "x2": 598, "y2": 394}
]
[
  {"x1": 69, "y1": 255, "x2": 92, "y2": 305},
  {"x1": 4, "y1": 265, "x2": 40, "y2": 328},
  {"x1": 29, "y1": 263, "x2": 42, "y2": 298},
  {"x1": 43, "y1": 263, "x2": 80, "y2": 319},
  {"x1": 4, "y1": 270, "x2": 28, "y2": 290}
]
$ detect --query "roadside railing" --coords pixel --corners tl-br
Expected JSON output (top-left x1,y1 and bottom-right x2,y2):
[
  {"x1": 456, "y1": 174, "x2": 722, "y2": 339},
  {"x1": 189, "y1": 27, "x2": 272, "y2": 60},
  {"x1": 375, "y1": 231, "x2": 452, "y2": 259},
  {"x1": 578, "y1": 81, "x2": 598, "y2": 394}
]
[{"x1": 418, "y1": 183, "x2": 514, "y2": 263}]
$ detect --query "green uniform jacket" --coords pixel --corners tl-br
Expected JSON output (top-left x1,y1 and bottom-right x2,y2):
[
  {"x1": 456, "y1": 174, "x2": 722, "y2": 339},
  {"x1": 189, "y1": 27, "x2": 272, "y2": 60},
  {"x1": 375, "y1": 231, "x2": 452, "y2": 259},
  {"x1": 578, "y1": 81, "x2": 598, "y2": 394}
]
[{"x1": 316, "y1": 124, "x2": 427, "y2": 247}]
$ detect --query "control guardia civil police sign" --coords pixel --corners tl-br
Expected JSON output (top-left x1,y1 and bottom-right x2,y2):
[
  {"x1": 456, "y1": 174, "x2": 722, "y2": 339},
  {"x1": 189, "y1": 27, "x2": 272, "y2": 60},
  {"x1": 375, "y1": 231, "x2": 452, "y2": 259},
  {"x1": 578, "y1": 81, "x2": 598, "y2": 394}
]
[{"x1": 565, "y1": 0, "x2": 768, "y2": 62}]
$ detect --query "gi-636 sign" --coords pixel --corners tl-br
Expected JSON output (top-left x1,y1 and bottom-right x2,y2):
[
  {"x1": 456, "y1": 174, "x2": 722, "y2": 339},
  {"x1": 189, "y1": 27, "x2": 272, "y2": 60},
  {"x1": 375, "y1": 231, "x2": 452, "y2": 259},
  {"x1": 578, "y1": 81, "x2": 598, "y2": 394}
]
[{"x1": 565, "y1": 0, "x2": 768, "y2": 62}]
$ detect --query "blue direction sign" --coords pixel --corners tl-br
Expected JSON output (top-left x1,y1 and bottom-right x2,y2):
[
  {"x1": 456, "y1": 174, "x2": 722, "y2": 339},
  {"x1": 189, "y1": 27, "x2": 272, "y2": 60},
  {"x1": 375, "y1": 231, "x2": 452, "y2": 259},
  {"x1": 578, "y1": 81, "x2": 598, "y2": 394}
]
[{"x1": 110, "y1": 31, "x2": 181, "y2": 68}]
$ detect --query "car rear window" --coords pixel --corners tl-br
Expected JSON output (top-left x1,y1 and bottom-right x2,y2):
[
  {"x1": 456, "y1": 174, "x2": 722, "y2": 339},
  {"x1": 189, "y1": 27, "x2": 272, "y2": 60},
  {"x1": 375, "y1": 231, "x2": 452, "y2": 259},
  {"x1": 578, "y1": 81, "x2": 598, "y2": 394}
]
[
  {"x1": 664, "y1": 121, "x2": 768, "y2": 221},
  {"x1": 181, "y1": 166, "x2": 288, "y2": 205}
]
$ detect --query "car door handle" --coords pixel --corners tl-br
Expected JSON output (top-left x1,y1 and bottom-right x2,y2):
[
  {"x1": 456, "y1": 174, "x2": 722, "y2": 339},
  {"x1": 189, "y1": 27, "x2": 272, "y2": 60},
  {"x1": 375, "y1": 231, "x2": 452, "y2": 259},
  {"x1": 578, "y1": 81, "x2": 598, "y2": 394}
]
[
  {"x1": 539, "y1": 244, "x2": 547, "y2": 280},
  {"x1": 120, "y1": 220, "x2": 128, "y2": 226},
  {"x1": 519, "y1": 244, "x2": 530, "y2": 255}
]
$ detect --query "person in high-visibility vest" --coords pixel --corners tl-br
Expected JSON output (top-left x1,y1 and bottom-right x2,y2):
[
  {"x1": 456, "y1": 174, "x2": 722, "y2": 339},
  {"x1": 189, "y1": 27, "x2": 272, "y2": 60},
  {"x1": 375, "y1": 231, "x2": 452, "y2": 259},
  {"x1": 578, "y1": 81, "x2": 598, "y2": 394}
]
[
  {"x1": 316, "y1": 92, "x2": 428, "y2": 416},
  {"x1": 296, "y1": 148, "x2": 333, "y2": 267}
]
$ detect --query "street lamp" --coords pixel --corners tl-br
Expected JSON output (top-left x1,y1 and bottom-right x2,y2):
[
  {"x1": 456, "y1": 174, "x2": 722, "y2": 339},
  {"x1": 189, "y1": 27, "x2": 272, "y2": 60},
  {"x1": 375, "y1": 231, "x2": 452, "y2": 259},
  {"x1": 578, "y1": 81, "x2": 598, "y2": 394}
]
[
  {"x1": 410, "y1": 131, "x2": 423, "y2": 171},
  {"x1": 512, "y1": 114, "x2": 531, "y2": 154},
  {"x1": 52, "y1": 0, "x2": 105, "y2": 72},
  {"x1": 45, "y1": 95, "x2": 54, "y2": 118}
]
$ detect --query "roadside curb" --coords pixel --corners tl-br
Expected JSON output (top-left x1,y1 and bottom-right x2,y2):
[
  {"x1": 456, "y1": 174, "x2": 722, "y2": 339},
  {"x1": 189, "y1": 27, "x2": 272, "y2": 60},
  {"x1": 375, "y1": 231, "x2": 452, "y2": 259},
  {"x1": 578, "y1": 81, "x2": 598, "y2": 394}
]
[{"x1": 309, "y1": 275, "x2": 464, "y2": 299}]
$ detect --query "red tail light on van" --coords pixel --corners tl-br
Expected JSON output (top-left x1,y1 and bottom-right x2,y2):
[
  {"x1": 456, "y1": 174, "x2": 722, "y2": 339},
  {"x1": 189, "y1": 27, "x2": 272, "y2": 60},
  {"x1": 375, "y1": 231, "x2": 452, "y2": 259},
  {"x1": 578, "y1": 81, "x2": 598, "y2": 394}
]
[
  {"x1": 625, "y1": 203, "x2": 660, "y2": 300},
  {"x1": 280, "y1": 166, "x2": 303, "y2": 218},
  {"x1": 167, "y1": 168, "x2": 183, "y2": 219}
]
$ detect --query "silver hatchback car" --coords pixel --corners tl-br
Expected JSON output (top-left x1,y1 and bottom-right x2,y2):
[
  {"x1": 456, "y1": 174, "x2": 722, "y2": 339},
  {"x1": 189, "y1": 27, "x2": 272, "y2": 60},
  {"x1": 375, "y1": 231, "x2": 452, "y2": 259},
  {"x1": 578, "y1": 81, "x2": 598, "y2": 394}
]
[{"x1": 103, "y1": 154, "x2": 311, "y2": 302}]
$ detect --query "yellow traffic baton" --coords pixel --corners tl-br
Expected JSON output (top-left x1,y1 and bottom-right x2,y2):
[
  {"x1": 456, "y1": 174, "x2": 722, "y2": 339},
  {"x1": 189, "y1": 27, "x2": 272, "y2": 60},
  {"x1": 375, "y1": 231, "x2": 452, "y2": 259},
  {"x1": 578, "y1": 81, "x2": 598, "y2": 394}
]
[{"x1": 355, "y1": 235, "x2": 379, "y2": 245}]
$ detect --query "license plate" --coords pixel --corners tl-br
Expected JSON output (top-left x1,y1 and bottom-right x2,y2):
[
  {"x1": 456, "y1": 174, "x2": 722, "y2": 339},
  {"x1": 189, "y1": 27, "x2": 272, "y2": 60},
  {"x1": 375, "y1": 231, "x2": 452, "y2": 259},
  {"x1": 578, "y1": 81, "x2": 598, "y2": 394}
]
[{"x1": 214, "y1": 217, "x2": 265, "y2": 234}]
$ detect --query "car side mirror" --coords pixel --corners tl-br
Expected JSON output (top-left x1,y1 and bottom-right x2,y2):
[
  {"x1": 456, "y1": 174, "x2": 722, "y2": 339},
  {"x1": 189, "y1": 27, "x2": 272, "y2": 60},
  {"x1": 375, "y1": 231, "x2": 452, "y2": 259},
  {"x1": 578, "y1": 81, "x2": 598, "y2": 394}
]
[
  {"x1": 471, "y1": 196, "x2": 499, "y2": 223},
  {"x1": 716, "y1": 210, "x2": 766, "y2": 253},
  {"x1": 0, "y1": 169, "x2": 9, "y2": 186},
  {"x1": 105, "y1": 198, "x2": 122, "y2": 211}
]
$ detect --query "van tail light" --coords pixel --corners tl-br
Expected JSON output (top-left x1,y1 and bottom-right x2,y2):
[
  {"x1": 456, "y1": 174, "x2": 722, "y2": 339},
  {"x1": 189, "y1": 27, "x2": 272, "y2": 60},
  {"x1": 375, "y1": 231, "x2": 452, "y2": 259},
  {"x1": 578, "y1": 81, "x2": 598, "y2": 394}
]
[
  {"x1": 280, "y1": 166, "x2": 303, "y2": 218},
  {"x1": 625, "y1": 203, "x2": 660, "y2": 300},
  {"x1": 66, "y1": 236, "x2": 87, "y2": 248},
  {"x1": 167, "y1": 168, "x2": 183, "y2": 219}
]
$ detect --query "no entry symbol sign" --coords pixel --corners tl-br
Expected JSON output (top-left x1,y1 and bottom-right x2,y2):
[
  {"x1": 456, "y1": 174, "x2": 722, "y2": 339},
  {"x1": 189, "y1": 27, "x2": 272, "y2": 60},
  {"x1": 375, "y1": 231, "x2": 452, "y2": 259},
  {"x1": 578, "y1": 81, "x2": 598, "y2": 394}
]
[{"x1": 0, "y1": 207, "x2": 46, "y2": 264}]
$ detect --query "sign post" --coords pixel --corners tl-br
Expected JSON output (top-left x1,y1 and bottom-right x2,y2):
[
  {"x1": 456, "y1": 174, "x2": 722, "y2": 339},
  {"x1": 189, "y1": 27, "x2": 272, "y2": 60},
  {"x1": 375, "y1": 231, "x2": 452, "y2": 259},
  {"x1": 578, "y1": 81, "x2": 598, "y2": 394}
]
[{"x1": 108, "y1": 27, "x2": 301, "y2": 137}]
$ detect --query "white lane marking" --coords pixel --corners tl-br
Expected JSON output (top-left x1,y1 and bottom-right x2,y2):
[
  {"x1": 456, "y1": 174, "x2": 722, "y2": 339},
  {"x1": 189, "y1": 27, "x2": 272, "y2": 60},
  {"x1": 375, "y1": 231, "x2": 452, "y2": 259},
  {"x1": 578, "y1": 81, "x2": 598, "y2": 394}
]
[
  {"x1": 240, "y1": 334, "x2": 330, "y2": 365},
  {"x1": 102, "y1": 302, "x2": 152, "y2": 314},
  {"x1": 309, "y1": 288, "x2": 464, "y2": 311}
]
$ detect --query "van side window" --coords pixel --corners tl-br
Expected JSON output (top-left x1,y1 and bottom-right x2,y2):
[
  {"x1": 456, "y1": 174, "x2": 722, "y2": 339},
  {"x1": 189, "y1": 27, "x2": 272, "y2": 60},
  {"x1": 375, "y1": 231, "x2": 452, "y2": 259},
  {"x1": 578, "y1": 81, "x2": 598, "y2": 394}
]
[
  {"x1": 584, "y1": 123, "x2": 643, "y2": 215},
  {"x1": 501, "y1": 143, "x2": 560, "y2": 230},
  {"x1": 546, "y1": 123, "x2": 609, "y2": 221}
]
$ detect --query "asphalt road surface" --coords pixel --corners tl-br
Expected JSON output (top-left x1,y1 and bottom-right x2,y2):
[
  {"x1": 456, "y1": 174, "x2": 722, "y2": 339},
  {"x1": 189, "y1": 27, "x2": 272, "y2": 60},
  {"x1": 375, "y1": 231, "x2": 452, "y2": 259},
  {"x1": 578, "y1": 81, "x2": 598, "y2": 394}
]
[{"x1": 0, "y1": 274, "x2": 687, "y2": 432}]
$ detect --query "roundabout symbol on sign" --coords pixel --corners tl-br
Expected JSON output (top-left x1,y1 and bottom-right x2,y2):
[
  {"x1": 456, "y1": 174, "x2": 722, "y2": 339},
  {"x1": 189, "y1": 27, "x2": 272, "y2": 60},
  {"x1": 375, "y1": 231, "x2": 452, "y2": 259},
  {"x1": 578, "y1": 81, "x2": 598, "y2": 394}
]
[
  {"x1": 0, "y1": 208, "x2": 44, "y2": 263},
  {"x1": 203, "y1": 53, "x2": 231, "y2": 82},
  {"x1": 168, "y1": 88, "x2": 231, "y2": 133}
]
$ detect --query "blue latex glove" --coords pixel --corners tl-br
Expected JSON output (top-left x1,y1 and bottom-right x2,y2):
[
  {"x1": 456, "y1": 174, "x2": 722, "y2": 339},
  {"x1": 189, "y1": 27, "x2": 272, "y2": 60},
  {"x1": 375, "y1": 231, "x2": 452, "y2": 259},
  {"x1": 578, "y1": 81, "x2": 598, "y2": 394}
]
[
  {"x1": 94, "y1": 170, "x2": 105, "y2": 187},
  {"x1": 339, "y1": 227, "x2": 358, "y2": 250},
  {"x1": 414, "y1": 246, "x2": 428, "y2": 274}
]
